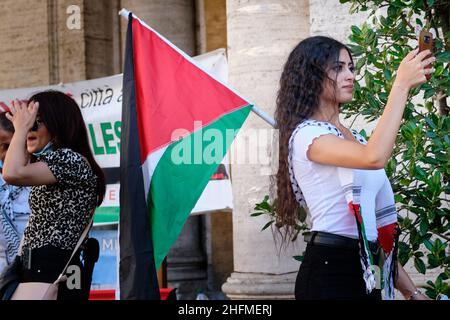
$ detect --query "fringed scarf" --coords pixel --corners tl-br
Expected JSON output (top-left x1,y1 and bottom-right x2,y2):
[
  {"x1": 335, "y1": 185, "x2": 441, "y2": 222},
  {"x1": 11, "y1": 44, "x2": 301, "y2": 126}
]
[
  {"x1": 288, "y1": 120, "x2": 399, "y2": 300},
  {"x1": 0, "y1": 177, "x2": 30, "y2": 264}
]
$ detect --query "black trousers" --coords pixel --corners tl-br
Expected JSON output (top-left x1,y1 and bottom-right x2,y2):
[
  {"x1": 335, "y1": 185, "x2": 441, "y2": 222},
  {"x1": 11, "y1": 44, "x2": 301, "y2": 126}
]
[
  {"x1": 295, "y1": 242, "x2": 382, "y2": 300},
  {"x1": 20, "y1": 245, "x2": 87, "y2": 300}
]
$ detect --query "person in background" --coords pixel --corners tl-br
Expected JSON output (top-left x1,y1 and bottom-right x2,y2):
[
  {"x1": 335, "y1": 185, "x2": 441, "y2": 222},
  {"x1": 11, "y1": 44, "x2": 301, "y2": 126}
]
[
  {"x1": 0, "y1": 111, "x2": 30, "y2": 273},
  {"x1": 3, "y1": 91, "x2": 105, "y2": 299}
]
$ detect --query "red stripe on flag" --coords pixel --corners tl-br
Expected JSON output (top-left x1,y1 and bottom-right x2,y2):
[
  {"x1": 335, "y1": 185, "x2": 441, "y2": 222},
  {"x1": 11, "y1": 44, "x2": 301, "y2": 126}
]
[
  {"x1": 349, "y1": 202, "x2": 362, "y2": 224},
  {"x1": 132, "y1": 19, "x2": 248, "y2": 162},
  {"x1": 378, "y1": 223, "x2": 397, "y2": 254}
]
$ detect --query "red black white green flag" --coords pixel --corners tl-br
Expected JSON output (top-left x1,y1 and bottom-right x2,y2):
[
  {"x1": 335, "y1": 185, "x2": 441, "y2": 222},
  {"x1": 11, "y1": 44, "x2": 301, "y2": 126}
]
[{"x1": 119, "y1": 13, "x2": 252, "y2": 299}]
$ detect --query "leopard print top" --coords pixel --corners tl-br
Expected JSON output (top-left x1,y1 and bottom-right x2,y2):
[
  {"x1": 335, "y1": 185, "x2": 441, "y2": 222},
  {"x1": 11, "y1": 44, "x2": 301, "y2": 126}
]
[{"x1": 21, "y1": 148, "x2": 97, "y2": 253}]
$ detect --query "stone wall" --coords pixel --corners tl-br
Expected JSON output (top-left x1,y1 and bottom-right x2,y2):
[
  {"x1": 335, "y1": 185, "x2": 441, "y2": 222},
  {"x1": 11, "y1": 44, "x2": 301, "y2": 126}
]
[
  {"x1": 120, "y1": 0, "x2": 196, "y2": 56},
  {"x1": 84, "y1": 0, "x2": 122, "y2": 79},
  {"x1": 0, "y1": 0, "x2": 51, "y2": 88}
]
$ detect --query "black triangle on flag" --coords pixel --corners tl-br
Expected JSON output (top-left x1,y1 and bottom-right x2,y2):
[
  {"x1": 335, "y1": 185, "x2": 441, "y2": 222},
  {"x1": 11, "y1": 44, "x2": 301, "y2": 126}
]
[{"x1": 119, "y1": 12, "x2": 160, "y2": 300}]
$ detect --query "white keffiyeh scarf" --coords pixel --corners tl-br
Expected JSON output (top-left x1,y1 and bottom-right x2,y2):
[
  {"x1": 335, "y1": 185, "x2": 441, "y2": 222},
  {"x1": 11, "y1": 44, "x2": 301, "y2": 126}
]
[{"x1": 0, "y1": 177, "x2": 30, "y2": 264}]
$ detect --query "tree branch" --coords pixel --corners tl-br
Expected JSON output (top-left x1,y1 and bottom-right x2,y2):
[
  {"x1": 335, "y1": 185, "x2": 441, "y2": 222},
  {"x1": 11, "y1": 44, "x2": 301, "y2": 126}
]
[{"x1": 431, "y1": 231, "x2": 450, "y2": 242}]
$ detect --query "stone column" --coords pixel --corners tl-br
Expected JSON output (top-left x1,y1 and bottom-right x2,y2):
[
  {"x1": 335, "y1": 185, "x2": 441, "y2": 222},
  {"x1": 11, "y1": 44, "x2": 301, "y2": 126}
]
[
  {"x1": 203, "y1": 0, "x2": 227, "y2": 53},
  {"x1": 194, "y1": 0, "x2": 234, "y2": 299},
  {"x1": 222, "y1": 0, "x2": 310, "y2": 300},
  {"x1": 52, "y1": 0, "x2": 86, "y2": 83},
  {"x1": 84, "y1": 0, "x2": 122, "y2": 78}
]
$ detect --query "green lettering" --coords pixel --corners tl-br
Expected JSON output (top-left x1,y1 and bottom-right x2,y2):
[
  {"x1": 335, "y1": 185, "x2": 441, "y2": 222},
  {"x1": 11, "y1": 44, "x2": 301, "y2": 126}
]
[
  {"x1": 100, "y1": 122, "x2": 116, "y2": 155},
  {"x1": 114, "y1": 121, "x2": 121, "y2": 150},
  {"x1": 88, "y1": 124, "x2": 105, "y2": 155}
]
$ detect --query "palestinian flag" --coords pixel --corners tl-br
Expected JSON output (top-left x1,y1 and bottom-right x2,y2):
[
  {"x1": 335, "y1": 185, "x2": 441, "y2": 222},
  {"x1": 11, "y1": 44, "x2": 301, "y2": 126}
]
[{"x1": 119, "y1": 13, "x2": 252, "y2": 299}]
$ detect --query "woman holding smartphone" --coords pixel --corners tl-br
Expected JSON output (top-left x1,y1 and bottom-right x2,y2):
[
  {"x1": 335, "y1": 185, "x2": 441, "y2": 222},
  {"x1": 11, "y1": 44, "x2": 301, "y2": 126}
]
[{"x1": 274, "y1": 36, "x2": 434, "y2": 300}]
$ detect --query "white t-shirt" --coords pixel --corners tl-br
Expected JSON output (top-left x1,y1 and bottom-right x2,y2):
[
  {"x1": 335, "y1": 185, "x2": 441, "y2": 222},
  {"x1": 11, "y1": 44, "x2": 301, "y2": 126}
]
[{"x1": 291, "y1": 122, "x2": 389, "y2": 241}]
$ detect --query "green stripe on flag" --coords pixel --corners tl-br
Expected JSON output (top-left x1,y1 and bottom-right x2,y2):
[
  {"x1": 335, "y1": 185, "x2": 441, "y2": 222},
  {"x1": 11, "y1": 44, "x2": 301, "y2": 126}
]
[
  {"x1": 358, "y1": 208, "x2": 374, "y2": 265},
  {"x1": 148, "y1": 105, "x2": 252, "y2": 269}
]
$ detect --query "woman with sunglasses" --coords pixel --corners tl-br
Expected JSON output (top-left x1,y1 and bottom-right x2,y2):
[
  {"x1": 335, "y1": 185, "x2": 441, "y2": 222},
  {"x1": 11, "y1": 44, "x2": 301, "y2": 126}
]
[
  {"x1": 0, "y1": 112, "x2": 30, "y2": 274},
  {"x1": 2, "y1": 90, "x2": 105, "y2": 300}
]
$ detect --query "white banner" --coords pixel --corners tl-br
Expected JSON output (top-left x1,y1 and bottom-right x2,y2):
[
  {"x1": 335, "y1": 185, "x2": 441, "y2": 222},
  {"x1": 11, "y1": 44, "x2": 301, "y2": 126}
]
[{"x1": 0, "y1": 49, "x2": 233, "y2": 224}]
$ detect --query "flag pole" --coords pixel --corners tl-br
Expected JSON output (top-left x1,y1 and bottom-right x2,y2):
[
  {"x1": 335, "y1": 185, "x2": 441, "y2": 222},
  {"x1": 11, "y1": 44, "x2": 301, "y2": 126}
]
[{"x1": 118, "y1": 8, "x2": 276, "y2": 128}]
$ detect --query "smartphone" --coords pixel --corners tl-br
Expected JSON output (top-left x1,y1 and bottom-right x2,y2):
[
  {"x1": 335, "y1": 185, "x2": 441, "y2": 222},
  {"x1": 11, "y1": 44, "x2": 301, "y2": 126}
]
[{"x1": 418, "y1": 29, "x2": 433, "y2": 80}]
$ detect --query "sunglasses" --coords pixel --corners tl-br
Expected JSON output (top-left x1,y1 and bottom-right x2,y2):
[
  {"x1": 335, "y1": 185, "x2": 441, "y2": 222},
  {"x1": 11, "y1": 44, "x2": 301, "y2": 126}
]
[{"x1": 31, "y1": 118, "x2": 43, "y2": 132}]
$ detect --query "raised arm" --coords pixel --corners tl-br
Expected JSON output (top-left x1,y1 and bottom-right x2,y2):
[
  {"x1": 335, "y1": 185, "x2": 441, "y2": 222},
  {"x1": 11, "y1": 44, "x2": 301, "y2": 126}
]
[
  {"x1": 308, "y1": 49, "x2": 435, "y2": 170},
  {"x1": 3, "y1": 100, "x2": 57, "y2": 186}
]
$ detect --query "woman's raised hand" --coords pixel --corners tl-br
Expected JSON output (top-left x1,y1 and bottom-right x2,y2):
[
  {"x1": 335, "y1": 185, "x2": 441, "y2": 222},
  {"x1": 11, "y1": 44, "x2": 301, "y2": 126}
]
[
  {"x1": 394, "y1": 49, "x2": 435, "y2": 91},
  {"x1": 5, "y1": 99, "x2": 39, "y2": 132}
]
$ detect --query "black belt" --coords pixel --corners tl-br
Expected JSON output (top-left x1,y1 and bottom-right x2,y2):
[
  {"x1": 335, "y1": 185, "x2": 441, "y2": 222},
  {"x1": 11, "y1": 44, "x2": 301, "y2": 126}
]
[
  {"x1": 304, "y1": 231, "x2": 379, "y2": 252},
  {"x1": 20, "y1": 245, "x2": 74, "y2": 271}
]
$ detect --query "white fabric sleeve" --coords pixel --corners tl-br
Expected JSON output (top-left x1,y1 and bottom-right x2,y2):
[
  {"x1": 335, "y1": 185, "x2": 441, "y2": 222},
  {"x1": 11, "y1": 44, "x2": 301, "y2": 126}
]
[
  {"x1": 293, "y1": 125, "x2": 336, "y2": 161},
  {"x1": 375, "y1": 174, "x2": 398, "y2": 227}
]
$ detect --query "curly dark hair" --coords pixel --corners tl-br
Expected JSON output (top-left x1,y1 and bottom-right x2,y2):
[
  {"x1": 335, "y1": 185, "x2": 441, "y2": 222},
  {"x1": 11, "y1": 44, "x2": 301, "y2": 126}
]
[{"x1": 274, "y1": 36, "x2": 353, "y2": 243}]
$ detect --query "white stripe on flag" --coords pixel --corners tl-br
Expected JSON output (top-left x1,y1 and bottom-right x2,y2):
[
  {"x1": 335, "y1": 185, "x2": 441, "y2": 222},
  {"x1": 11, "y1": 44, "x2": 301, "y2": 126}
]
[{"x1": 142, "y1": 146, "x2": 168, "y2": 202}]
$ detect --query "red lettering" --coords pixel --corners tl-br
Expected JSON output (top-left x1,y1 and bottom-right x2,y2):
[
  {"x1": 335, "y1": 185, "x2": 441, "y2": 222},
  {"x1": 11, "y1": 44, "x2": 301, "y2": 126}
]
[
  {"x1": 0, "y1": 101, "x2": 9, "y2": 112},
  {"x1": 109, "y1": 189, "x2": 116, "y2": 201}
]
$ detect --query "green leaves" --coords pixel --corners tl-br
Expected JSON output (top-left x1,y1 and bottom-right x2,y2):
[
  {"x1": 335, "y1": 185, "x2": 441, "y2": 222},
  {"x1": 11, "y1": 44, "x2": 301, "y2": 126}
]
[
  {"x1": 383, "y1": 68, "x2": 392, "y2": 81},
  {"x1": 251, "y1": 195, "x2": 277, "y2": 232},
  {"x1": 345, "y1": 0, "x2": 449, "y2": 299},
  {"x1": 251, "y1": 195, "x2": 272, "y2": 216},
  {"x1": 250, "y1": 195, "x2": 310, "y2": 242},
  {"x1": 413, "y1": 165, "x2": 427, "y2": 181},
  {"x1": 425, "y1": 277, "x2": 450, "y2": 300},
  {"x1": 414, "y1": 257, "x2": 427, "y2": 274},
  {"x1": 398, "y1": 241, "x2": 412, "y2": 265},
  {"x1": 419, "y1": 219, "x2": 429, "y2": 236},
  {"x1": 435, "y1": 51, "x2": 450, "y2": 63},
  {"x1": 351, "y1": 25, "x2": 362, "y2": 37},
  {"x1": 261, "y1": 220, "x2": 274, "y2": 231}
]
